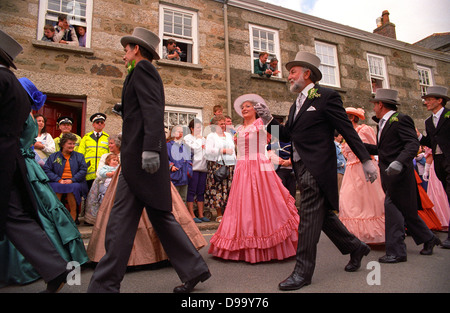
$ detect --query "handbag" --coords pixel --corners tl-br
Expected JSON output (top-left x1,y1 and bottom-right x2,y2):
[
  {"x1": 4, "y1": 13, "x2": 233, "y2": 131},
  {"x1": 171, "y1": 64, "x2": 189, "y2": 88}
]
[{"x1": 213, "y1": 160, "x2": 229, "y2": 183}]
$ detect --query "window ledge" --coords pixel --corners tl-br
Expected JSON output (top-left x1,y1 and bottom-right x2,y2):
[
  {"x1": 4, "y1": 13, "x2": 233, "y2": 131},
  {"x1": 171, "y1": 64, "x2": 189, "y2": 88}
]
[
  {"x1": 32, "y1": 39, "x2": 94, "y2": 55},
  {"x1": 156, "y1": 59, "x2": 203, "y2": 70},
  {"x1": 251, "y1": 73, "x2": 288, "y2": 83}
]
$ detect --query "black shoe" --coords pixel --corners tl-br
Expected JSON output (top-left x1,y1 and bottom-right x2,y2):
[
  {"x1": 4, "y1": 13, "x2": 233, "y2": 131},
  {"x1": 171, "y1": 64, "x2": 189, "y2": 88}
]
[
  {"x1": 441, "y1": 238, "x2": 450, "y2": 249},
  {"x1": 278, "y1": 272, "x2": 311, "y2": 291},
  {"x1": 41, "y1": 270, "x2": 69, "y2": 293},
  {"x1": 345, "y1": 242, "x2": 370, "y2": 272},
  {"x1": 378, "y1": 254, "x2": 407, "y2": 263},
  {"x1": 420, "y1": 236, "x2": 442, "y2": 255},
  {"x1": 173, "y1": 271, "x2": 211, "y2": 293}
]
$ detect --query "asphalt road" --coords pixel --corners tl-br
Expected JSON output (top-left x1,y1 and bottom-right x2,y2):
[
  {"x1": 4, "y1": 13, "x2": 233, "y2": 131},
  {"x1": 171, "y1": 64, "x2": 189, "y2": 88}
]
[{"x1": 1, "y1": 229, "x2": 449, "y2": 295}]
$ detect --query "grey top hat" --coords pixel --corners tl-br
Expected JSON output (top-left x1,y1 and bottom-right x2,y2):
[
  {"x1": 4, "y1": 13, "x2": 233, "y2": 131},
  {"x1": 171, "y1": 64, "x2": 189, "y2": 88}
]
[
  {"x1": 0, "y1": 30, "x2": 23, "y2": 69},
  {"x1": 422, "y1": 86, "x2": 449, "y2": 101},
  {"x1": 370, "y1": 88, "x2": 400, "y2": 106},
  {"x1": 121, "y1": 27, "x2": 161, "y2": 60},
  {"x1": 285, "y1": 51, "x2": 322, "y2": 82}
]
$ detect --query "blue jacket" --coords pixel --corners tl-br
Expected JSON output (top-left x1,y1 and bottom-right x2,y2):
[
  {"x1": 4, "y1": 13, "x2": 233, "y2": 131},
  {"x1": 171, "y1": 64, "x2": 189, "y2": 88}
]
[
  {"x1": 43, "y1": 151, "x2": 87, "y2": 183},
  {"x1": 167, "y1": 140, "x2": 192, "y2": 186}
]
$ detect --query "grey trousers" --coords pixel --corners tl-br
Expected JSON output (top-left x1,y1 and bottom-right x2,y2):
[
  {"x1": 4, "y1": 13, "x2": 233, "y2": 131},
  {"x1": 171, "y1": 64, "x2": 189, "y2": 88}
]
[
  {"x1": 87, "y1": 173, "x2": 209, "y2": 293},
  {"x1": 292, "y1": 160, "x2": 361, "y2": 281}
]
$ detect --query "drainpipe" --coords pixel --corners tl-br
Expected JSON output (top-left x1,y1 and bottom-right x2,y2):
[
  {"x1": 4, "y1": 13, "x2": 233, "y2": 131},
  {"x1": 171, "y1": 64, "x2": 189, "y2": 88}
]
[{"x1": 223, "y1": 0, "x2": 232, "y2": 116}]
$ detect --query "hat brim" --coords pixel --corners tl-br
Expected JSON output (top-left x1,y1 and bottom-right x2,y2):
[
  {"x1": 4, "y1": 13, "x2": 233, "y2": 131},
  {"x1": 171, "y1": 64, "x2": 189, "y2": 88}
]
[
  {"x1": 234, "y1": 94, "x2": 266, "y2": 117},
  {"x1": 345, "y1": 108, "x2": 365, "y2": 120},
  {"x1": 421, "y1": 93, "x2": 450, "y2": 101},
  {"x1": 285, "y1": 60, "x2": 322, "y2": 81},
  {"x1": 370, "y1": 98, "x2": 400, "y2": 106},
  {"x1": 121, "y1": 36, "x2": 160, "y2": 60},
  {"x1": 0, "y1": 48, "x2": 16, "y2": 69}
]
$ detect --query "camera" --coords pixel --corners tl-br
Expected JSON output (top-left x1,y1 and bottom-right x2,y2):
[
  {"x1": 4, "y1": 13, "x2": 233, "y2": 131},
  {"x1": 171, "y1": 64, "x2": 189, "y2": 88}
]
[{"x1": 112, "y1": 102, "x2": 122, "y2": 116}]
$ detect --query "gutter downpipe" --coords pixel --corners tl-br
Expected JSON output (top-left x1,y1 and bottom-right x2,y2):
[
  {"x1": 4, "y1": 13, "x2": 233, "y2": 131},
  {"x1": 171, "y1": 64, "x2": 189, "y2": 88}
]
[{"x1": 223, "y1": 0, "x2": 232, "y2": 116}]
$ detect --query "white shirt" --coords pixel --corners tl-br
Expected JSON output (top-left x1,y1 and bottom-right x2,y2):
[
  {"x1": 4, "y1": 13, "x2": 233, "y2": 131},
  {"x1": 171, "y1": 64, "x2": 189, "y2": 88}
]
[
  {"x1": 183, "y1": 134, "x2": 208, "y2": 172},
  {"x1": 378, "y1": 110, "x2": 396, "y2": 141},
  {"x1": 433, "y1": 107, "x2": 444, "y2": 127},
  {"x1": 205, "y1": 131, "x2": 236, "y2": 166},
  {"x1": 292, "y1": 83, "x2": 315, "y2": 161}
]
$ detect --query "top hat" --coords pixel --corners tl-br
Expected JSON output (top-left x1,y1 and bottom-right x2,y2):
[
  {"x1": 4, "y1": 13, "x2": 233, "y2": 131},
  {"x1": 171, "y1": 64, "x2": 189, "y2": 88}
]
[
  {"x1": 370, "y1": 88, "x2": 400, "y2": 106},
  {"x1": 285, "y1": 51, "x2": 322, "y2": 82},
  {"x1": 421, "y1": 86, "x2": 449, "y2": 101},
  {"x1": 345, "y1": 107, "x2": 365, "y2": 120},
  {"x1": 120, "y1": 27, "x2": 160, "y2": 60},
  {"x1": 18, "y1": 77, "x2": 47, "y2": 111},
  {"x1": 90, "y1": 113, "x2": 106, "y2": 123},
  {"x1": 233, "y1": 94, "x2": 267, "y2": 117},
  {"x1": 0, "y1": 30, "x2": 23, "y2": 70}
]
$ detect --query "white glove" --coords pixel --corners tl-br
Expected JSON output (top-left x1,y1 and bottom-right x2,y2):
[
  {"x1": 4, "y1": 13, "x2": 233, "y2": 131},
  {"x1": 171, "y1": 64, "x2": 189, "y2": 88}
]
[
  {"x1": 386, "y1": 160, "x2": 403, "y2": 176},
  {"x1": 422, "y1": 163, "x2": 431, "y2": 181},
  {"x1": 142, "y1": 151, "x2": 160, "y2": 174},
  {"x1": 362, "y1": 159, "x2": 378, "y2": 183},
  {"x1": 253, "y1": 102, "x2": 273, "y2": 125}
]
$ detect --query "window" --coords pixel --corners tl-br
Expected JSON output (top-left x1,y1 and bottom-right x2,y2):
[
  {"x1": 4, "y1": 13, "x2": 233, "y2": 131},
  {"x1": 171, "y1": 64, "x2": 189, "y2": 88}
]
[
  {"x1": 249, "y1": 24, "x2": 281, "y2": 78},
  {"x1": 159, "y1": 4, "x2": 198, "y2": 64},
  {"x1": 164, "y1": 106, "x2": 202, "y2": 136},
  {"x1": 367, "y1": 53, "x2": 389, "y2": 92},
  {"x1": 37, "y1": 0, "x2": 93, "y2": 48},
  {"x1": 417, "y1": 66, "x2": 433, "y2": 96},
  {"x1": 315, "y1": 41, "x2": 340, "y2": 87}
]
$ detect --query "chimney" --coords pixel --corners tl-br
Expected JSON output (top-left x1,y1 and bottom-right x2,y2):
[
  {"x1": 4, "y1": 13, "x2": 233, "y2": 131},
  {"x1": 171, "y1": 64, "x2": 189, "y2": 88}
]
[{"x1": 373, "y1": 10, "x2": 396, "y2": 39}]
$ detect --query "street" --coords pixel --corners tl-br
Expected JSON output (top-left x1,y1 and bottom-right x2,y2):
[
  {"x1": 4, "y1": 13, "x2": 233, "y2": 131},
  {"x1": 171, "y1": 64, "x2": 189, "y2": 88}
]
[{"x1": 1, "y1": 227, "x2": 449, "y2": 294}]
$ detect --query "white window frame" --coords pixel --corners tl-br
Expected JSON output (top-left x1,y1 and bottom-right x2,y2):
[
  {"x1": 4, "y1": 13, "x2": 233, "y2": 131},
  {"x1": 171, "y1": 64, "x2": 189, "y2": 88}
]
[
  {"x1": 165, "y1": 106, "x2": 203, "y2": 136},
  {"x1": 37, "y1": 0, "x2": 93, "y2": 48},
  {"x1": 249, "y1": 24, "x2": 281, "y2": 78},
  {"x1": 417, "y1": 65, "x2": 434, "y2": 96},
  {"x1": 314, "y1": 41, "x2": 340, "y2": 87},
  {"x1": 367, "y1": 53, "x2": 389, "y2": 92},
  {"x1": 159, "y1": 4, "x2": 199, "y2": 64}
]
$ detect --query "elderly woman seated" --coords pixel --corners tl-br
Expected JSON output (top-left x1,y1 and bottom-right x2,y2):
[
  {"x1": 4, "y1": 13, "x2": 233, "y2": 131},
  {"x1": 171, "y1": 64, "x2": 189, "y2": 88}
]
[{"x1": 44, "y1": 132, "x2": 88, "y2": 222}]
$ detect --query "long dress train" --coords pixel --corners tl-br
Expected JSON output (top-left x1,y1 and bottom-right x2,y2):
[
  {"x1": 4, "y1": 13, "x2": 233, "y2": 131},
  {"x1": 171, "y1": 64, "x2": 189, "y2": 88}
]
[
  {"x1": 0, "y1": 114, "x2": 88, "y2": 286},
  {"x1": 86, "y1": 165, "x2": 206, "y2": 266}
]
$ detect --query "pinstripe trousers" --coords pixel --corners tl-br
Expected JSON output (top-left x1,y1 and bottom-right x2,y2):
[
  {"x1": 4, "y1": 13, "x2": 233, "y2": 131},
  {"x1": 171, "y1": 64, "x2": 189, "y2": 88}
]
[{"x1": 293, "y1": 160, "x2": 361, "y2": 280}]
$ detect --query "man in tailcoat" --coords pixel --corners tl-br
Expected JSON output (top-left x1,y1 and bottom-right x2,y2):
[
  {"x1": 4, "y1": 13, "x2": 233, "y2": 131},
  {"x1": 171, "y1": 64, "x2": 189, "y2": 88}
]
[
  {"x1": 417, "y1": 86, "x2": 450, "y2": 248},
  {"x1": 0, "y1": 29, "x2": 69, "y2": 292},
  {"x1": 365, "y1": 89, "x2": 441, "y2": 262},
  {"x1": 87, "y1": 28, "x2": 210, "y2": 293},
  {"x1": 255, "y1": 51, "x2": 378, "y2": 290}
]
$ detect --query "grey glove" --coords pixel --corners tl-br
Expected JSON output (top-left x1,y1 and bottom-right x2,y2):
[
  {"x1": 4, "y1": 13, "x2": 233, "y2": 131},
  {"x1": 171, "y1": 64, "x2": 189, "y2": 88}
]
[
  {"x1": 362, "y1": 159, "x2": 378, "y2": 183},
  {"x1": 253, "y1": 102, "x2": 273, "y2": 125},
  {"x1": 142, "y1": 151, "x2": 160, "y2": 174},
  {"x1": 386, "y1": 160, "x2": 403, "y2": 176}
]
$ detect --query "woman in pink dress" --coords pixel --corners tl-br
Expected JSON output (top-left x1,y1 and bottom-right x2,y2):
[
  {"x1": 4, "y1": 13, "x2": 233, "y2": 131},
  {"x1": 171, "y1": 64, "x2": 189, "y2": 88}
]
[
  {"x1": 339, "y1": 107, "x2": 385, "y2": 244},
  {"x1": 208, "y1": 94, "x2": 299, "y2": 263}
]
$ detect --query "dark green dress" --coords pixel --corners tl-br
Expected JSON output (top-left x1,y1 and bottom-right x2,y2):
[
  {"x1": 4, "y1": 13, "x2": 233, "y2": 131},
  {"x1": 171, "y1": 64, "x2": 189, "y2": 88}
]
[{"x1": 0, "y1": 115, "x2": 88, "y2": 286}]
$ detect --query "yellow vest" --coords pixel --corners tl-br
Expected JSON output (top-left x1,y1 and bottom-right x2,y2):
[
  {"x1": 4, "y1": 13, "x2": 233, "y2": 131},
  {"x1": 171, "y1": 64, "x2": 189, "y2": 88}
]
[
  {"x1": 77, "y1": 131, "x2": 110, "y2": 181},
  {"x1": 54, "y1": 132, "x2": 82, "y2": 152}
]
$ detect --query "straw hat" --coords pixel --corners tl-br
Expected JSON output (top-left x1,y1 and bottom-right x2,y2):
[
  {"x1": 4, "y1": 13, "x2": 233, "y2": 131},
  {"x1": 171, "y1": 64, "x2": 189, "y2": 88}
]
[
  {"x1": 285, "y1": 51, "x2": 322, "y2": 82},
  {"x1": 121, "y1": 27, "x2": 160, "y2": 60},
  {"x1": 345, "y1": 107, "x2": 365, "y2": 120}
]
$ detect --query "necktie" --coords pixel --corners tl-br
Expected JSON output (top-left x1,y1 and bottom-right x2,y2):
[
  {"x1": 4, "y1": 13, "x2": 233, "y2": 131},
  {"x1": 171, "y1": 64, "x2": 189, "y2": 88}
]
[
  {"x1": 378, "y1": 119, "x2": 385, "y2": 141},
  {"x1": 294, "y1": 93, "x2": 305, "y2": 118},
  {"x1": 433, "y1": 114, "x2": 438, "y2": 127}
]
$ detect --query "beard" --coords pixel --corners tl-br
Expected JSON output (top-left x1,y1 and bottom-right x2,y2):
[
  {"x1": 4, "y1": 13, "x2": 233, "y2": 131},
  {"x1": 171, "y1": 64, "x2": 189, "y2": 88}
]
[{"x1": 289, "y1": 76, "x2": 306, "y2": 93}]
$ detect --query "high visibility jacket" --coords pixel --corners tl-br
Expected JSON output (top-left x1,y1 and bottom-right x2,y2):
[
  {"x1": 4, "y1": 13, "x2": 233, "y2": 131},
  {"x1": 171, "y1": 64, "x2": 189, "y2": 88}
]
[
  {"x1": 54, "y1": 132, "x2": 82, "y2": 152},
  {"x1": 78, "y1": 131, "x2": 110, "y2": 181}
]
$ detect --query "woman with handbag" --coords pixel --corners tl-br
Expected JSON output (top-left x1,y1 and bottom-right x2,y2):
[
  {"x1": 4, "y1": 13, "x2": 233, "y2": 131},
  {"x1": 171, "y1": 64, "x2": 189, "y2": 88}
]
[
  {"x1": 208, "y1": 94, "x2": 299, "y2": 263},
  {"x1": 205, "y1": 115, "x2": 236, "y2": 222}
]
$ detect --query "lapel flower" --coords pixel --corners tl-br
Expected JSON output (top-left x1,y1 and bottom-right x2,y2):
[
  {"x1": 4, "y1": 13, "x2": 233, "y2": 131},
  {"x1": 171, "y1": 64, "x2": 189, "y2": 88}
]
[
  {"x1": 389, "y1": 112, "x2": 399, "y2": 124},
  {"x1": 444, "y1": 111, "x2": 450, "y2": 119},
  {"x1": 53, "y1": 157, "x2": 62, "y2": 165},
  {"x1": 127, "y1": 60, "x2": 136, "y2": 74},
  {"x1": 307, "y1": 88, "x2": 321, "y2": 100}
]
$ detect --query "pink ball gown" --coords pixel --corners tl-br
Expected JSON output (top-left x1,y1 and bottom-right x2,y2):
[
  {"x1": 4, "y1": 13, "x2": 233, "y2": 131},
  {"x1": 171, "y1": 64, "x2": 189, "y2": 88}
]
[
  {"x1": 208, "y1": 118, "x2": 299, "y2": 263},
  {"x1": 339, "y1": 124, "x2": 385, "y2": 244}
]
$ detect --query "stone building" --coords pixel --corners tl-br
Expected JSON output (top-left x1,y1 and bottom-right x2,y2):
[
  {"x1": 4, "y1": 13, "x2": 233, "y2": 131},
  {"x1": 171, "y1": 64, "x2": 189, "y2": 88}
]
[{"x1": 1, "y1": 0, "x2": 449, "y2": 138}]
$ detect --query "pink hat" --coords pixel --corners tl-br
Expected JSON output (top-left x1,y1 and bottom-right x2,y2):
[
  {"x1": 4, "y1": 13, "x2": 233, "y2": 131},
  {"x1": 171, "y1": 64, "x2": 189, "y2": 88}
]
[{"x1": 345, "y1": 107, "x2": 365, "y2": 120}]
